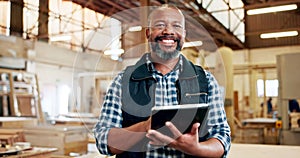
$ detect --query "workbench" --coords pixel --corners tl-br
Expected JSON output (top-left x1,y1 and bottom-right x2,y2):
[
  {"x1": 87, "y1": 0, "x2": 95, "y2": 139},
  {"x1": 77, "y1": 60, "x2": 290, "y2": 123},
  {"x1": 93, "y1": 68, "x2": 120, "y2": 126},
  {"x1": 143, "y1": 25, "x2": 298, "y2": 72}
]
[
  {"x1": 228, "y1": 143, "x2": 300, "y2": 158},
  {"x1": 240, "y1": 118, "x2": 279, "y2": 144},
  {"x1": 242, "y1": 118, "x2": 277, "y2": 128},
  {"x1": 1, "y1": 147, "x2": 57, "y2": 158}
]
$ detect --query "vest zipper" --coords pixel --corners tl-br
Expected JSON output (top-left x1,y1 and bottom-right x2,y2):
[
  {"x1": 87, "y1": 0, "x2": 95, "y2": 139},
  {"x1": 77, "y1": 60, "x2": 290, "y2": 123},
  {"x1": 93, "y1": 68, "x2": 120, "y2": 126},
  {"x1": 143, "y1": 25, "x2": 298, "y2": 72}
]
[
  {"x1": 185, "y1": 92, "x2": 207, "y2": 97},
  {"x1": 132, "y1": 76, "x2": 156, "y2": 81}
]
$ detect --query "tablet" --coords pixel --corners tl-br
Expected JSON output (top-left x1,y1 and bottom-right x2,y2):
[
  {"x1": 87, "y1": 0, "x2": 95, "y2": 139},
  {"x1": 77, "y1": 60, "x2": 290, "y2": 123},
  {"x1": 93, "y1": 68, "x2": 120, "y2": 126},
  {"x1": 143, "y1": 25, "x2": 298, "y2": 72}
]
[{"x1": 151, "y1": 104, "x2": 209, "y2": 137}]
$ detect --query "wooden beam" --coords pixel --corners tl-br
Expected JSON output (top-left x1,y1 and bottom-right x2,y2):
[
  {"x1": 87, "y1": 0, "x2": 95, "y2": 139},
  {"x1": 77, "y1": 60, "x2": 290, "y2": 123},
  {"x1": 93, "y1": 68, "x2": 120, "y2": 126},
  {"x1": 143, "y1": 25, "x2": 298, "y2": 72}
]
[
  {"x1": 10, "y1": 0, "x2": 23, "y2": 37},
  {"x1": 38, "y1": 0, "x2": 49, "y2": 42}
]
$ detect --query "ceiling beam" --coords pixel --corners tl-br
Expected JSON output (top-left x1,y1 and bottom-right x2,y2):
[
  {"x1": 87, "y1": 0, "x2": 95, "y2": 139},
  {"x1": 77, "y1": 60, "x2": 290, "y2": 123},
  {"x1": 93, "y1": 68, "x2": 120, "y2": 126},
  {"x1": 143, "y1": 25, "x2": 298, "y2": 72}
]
[{"x1": 178, "y1": 0, "x2": 245, "y2": 49}]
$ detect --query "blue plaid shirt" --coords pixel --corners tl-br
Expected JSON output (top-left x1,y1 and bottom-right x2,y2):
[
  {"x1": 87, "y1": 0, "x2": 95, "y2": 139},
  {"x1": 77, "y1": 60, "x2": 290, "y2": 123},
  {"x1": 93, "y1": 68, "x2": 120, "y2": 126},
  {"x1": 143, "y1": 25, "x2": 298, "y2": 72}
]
[{"x1": 94, "y1": 54, "x2": 231, "y2": 157}]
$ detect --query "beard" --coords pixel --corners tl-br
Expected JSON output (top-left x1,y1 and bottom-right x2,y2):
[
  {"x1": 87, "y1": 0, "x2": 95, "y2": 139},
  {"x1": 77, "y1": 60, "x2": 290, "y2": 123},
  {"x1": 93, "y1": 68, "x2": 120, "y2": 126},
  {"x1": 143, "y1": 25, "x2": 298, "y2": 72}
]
[{"x1": 150, "y1": 35, "x2": 183, "y2": 60}]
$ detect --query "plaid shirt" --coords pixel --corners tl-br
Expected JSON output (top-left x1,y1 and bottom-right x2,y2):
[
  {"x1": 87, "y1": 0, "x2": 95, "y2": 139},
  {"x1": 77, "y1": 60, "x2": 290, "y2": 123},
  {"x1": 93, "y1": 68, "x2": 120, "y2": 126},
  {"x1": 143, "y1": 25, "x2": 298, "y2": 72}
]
[{"x1": 94, "y1": 54, "x2": 231, "y2": 157}]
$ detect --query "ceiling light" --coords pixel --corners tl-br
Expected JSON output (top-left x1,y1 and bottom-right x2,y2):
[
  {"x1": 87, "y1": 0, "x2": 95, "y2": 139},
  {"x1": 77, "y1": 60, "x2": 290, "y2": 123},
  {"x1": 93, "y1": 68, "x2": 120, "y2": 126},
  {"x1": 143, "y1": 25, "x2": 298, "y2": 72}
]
[
  {"x1": 104, "y1": 48, "x2": 124, "y2": 56},
  {"x1": 183, "y1": 41, "x2": 203, "y2": 48},
  {"x1": 110, "y1": 54, "x2": 120, "y2": 61},
  {"x1": 128, "y1": 26, "x2": 142, "y2": 32},
  {"x1": 247, "y1": 4, "x2": 297, "y2": 15},
  {"x1": 260, "y1": 31, "x2": 298, "y2": 39}
]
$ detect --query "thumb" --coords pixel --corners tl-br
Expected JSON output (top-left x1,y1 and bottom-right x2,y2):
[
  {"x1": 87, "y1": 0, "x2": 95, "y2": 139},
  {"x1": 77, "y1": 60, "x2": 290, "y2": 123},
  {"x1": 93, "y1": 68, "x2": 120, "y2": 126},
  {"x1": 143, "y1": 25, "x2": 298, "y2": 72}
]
[{"x1": 190, "y1": 123, "x2": 200, "y2": 135}]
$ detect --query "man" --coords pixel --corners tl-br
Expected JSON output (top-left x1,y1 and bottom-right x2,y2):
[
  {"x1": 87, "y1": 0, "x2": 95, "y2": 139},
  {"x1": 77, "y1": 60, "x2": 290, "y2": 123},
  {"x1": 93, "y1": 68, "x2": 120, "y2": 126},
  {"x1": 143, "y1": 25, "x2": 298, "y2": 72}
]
[
  {"x1": 267, "y1": 97, "x2": 273, "y2": 114},
  {"x1": 94, "y1": 5, "x2": 231, "y2": 158},
  {"x1": 289, "y1": 99, "x2": 300, "y2": 112}
]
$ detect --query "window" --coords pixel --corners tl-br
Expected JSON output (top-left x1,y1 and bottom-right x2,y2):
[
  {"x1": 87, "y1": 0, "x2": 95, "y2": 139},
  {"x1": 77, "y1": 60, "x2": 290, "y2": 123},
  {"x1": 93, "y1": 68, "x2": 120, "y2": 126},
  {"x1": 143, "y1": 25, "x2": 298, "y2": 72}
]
[
  {"x1": 257, "y1": 79, "x2": 278, "y2": 97},
  {"x1": 201, "y1": 0, "x2": 245, "y2": 42}
]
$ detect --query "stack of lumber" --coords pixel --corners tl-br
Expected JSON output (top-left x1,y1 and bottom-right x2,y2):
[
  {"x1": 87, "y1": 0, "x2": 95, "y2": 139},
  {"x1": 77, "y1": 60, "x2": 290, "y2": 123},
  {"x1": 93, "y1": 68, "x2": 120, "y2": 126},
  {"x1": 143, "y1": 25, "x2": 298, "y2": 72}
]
[{"x1": 0, "y1": 129, "x2": 25, "y2": 145}]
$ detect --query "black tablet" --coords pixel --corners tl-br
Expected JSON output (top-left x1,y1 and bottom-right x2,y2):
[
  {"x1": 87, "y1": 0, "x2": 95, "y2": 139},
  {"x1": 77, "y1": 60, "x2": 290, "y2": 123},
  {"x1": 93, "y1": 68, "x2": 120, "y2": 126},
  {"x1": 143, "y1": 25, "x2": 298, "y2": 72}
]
[{"x1": 151, "y1": 104, "x2": 209, "y2": 137}]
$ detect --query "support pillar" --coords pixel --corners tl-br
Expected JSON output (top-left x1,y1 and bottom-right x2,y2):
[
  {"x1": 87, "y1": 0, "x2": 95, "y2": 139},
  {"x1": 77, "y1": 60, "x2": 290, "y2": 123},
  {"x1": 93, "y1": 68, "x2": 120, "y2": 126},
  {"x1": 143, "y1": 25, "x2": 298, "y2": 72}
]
[{"x1": 218, "y1": 46, "x2": 235, "y2": 136}]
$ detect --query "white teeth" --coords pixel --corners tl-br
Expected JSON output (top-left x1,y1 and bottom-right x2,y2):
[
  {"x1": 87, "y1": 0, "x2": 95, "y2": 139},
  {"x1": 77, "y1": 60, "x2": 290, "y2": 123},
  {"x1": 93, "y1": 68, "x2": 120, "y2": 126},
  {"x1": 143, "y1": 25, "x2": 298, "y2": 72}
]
[{"x1": 162, "y1": 39, "x2": 174, "y2": 43}]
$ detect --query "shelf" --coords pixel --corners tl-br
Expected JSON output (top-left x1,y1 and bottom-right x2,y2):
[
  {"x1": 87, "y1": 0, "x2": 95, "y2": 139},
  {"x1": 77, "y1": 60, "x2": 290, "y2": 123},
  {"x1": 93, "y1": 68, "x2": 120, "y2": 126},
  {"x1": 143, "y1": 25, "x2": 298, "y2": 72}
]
[
  {"x1": 14, "y1": 89, "x2": 33, "y2": 94},
  {"x1": 0, "y1": 81, "x2": 9, "y2": 85},
  {"x1": 13, "y1": 82, "x2": 36, "y2": 88},
  {"x1": 0, "y1": 69, "x2": 43, "y2": 123}
]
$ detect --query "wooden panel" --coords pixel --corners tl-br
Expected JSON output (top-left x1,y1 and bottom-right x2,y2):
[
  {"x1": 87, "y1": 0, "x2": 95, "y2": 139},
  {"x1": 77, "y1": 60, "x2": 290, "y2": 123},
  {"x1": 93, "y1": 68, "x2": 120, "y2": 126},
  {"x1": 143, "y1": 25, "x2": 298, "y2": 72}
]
[
  {"x1": 23, "y1": 126, "x2": 88, "y2": 155},
  {"x1": 234, "y1": 127, "x2": 264, "y2": 144},
  {"x1": 16, "y1": 96, "x2": 35, "y2": 116}
]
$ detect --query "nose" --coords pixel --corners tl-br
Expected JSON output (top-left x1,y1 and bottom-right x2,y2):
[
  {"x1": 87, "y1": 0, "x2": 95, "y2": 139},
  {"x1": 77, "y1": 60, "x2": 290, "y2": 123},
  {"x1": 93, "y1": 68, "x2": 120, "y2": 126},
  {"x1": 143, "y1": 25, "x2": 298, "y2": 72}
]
[{"x1": 162, "y1": 24, "x2": 175, "y2": 35}]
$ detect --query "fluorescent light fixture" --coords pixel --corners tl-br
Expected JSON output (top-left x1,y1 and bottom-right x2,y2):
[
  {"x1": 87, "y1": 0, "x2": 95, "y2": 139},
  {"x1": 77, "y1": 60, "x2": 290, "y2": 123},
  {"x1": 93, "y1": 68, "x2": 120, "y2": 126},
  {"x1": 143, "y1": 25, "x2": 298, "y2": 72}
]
[
  {"x1": 183, "y1": 41, "x2": 203, "y2": 48},
  {"x1": 128, "y1": 26, "x2": 142, "y2": 32},
  {"x1": 110, "y1": 54, "x2": 119, "y2": 60},
  {"x1": 260, "y1": 31, "x2": 298, "y2": 39},
  {"x1": 247, "y1": 4, "x2": 297, "y2": 15},
  {"x1": 104, "y1": 48, "x2": 124, "y2": 55},
  {"x1": 50, "y1": 35, "x2": 72, "y2": 42}
]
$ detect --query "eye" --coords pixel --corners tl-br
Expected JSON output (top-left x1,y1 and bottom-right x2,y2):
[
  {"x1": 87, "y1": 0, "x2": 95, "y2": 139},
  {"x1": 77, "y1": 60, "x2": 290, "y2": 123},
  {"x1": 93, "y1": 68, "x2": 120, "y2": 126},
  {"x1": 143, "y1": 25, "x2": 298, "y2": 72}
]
[
  {"x1": 173, "y1": 24, "x2": 183, "y2": 29},
  {"x1": 154, "y1": 23, "x2": 166, "y2": 29}
]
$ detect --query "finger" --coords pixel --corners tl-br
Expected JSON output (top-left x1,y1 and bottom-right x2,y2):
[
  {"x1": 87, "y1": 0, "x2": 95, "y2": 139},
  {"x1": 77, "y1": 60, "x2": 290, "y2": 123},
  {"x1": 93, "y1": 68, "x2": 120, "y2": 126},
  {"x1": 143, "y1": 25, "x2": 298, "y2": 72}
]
[
  {"x1": 147, "y1": 129, "x2": 174, "y2": 145},
  {"x1": 190, "y1": 122, "x2": 200, "y2": 135},
  {"x1": 148, "y1": 137, "x2": 164, "y2": 146},
  {"x1": 146, "y1": 130, "x2": 164, "y2": 145},
  {"x1": 165, "y1": 121, "x2": 182, "y2": 139}
]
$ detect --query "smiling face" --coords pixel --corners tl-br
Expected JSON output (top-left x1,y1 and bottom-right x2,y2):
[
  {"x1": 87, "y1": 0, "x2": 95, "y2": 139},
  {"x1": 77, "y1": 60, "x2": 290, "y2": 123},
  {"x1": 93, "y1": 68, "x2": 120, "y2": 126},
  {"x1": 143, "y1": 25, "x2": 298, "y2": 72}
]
[{"x1": 146, "y1": 7, "x2": 186, "y2": 60}]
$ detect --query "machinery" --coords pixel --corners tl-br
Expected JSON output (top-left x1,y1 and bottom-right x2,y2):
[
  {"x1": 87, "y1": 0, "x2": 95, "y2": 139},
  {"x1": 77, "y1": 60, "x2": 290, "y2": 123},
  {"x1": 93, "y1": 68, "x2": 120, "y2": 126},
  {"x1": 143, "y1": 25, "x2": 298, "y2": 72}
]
[{"x1": 277, "y1": 52, "x2": 300, "y2": 145}]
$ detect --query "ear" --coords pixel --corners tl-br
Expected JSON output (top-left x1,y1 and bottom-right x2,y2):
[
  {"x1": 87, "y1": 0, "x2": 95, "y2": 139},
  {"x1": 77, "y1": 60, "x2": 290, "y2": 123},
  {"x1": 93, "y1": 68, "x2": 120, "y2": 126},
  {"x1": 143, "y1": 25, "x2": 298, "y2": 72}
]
[{"x1": 146, "y1": 28, "x2": 150, "y2": 39}]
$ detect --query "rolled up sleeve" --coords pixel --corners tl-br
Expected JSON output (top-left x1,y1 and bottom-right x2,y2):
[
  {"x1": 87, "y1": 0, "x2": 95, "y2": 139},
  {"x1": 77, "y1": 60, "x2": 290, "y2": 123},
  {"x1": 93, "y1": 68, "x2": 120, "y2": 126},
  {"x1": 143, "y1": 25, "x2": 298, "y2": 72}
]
[
  {"x1": 93, "y1": 73, "x2": 123, "y2": 155},
  {"x1": 205, "y1": 72, "x2": 231, "y2": 158}
]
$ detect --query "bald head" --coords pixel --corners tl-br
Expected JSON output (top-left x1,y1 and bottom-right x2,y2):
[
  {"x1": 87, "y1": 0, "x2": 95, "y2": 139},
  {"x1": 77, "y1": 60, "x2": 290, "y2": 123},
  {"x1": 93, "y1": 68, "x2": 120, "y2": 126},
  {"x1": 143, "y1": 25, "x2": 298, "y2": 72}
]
[
  {"x1": 148, "y1": 5, "x2": 185, "y2": 29},
  {"x1": 146, "y1": 5, "x2": 186, "y2": 60}
]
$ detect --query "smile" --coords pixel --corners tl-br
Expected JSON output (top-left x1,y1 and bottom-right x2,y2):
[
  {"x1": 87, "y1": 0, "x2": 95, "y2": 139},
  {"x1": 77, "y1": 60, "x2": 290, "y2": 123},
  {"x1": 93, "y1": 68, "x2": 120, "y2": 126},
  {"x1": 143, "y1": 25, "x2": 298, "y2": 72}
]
[
  {"x1": 162, "y1": 39, "x2": 175, "y2": 44},
  {"x1": 160, "y1": 39, "x2": 176, "y2": 46}
]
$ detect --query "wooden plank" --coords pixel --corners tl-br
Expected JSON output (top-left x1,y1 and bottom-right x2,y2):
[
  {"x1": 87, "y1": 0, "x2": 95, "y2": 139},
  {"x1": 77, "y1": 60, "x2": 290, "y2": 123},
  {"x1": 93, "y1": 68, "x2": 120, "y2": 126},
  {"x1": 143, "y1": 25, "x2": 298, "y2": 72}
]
[
  {"x1": 8, "y1": 71, "x2": 15, "y2": 116},
  {"x1": 6, "y1": 147, "x2": 58, "y2": 158},
  {"x1": 34, "y1": 74, "x2": 44, "y2": 124},
  {"x1": 233, "y1": 91, "x2": 239, "y2": 119},
  {"x1": 0, "y1": 117, "x2": 38, "y2": 128}
]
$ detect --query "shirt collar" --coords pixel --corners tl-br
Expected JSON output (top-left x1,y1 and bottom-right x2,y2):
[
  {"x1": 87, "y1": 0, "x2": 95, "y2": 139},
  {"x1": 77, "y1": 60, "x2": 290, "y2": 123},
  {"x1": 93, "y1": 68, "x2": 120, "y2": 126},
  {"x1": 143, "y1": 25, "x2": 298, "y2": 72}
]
[{"x1": 145, "y1": 53, "x2": 183, "y2": 73}]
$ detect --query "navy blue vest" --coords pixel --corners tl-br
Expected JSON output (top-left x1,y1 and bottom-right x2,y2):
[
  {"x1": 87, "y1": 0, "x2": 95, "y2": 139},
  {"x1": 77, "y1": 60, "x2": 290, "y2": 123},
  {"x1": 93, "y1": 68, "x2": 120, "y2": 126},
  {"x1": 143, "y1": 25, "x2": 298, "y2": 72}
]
[{"x1": 118, "y1": 54, "x2": 208, "y2": 158}]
